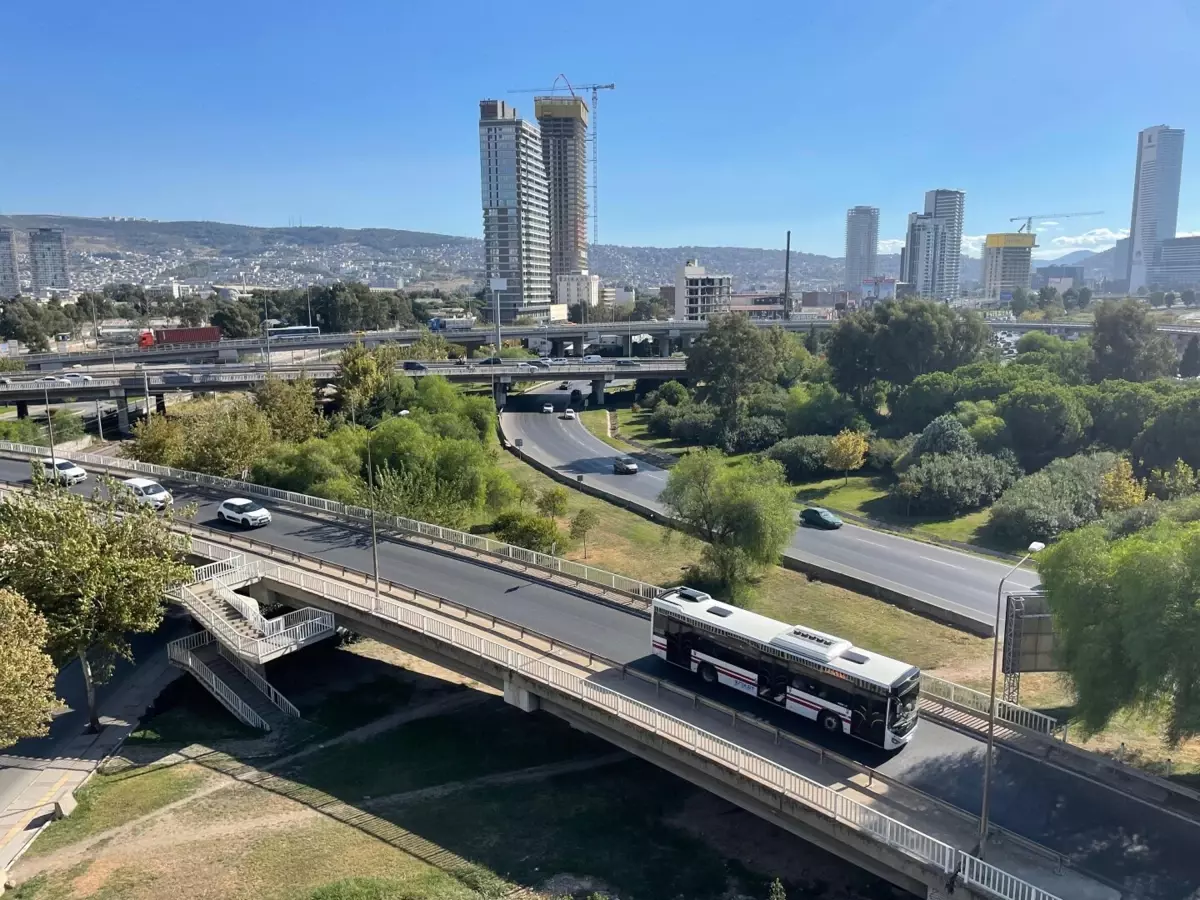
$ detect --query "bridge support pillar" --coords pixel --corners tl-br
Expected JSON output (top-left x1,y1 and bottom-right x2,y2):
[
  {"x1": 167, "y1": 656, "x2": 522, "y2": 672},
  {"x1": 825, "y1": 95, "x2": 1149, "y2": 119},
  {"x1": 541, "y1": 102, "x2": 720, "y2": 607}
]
[
  {"x1": 15, "y1": 401, "x2": 28, "y2": 420},
  {"x1": 591, "y1": 379, "x2": 606, "y2": 406},
  {"x1": 493, "y1": 382, "x2": 508, "y2": 409},
  {"x1": 115, "y1": 395, "x2": 131, "y2": 434},
  {"x1": 658, "y1": 336, "x2": 671, "y2": 357},
  {"x1": 503, "y1": 676, "x2": 540, "y2": 713},
  {"x1": 622, "y1": 334, "x2": 633, "y2": 356},
  {"x1": 682, "y1": 333, "x2": 694, "y2": 351},
  {"x1": 155, "y1": 394, "x2": 167, "y2": 415},
  {"x1": 551, "y1": 339, "x2": 564, "y2": 357}
]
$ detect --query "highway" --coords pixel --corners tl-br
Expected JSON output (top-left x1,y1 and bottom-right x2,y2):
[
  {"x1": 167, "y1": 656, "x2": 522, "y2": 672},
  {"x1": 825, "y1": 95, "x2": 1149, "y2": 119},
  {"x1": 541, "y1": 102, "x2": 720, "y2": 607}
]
[
  {"x1": 0, "y1": 456, "x2": 1193, "y2": 899},
  {"x1": 502, "y1": 382, "x2": 1041, "y2": 630}
]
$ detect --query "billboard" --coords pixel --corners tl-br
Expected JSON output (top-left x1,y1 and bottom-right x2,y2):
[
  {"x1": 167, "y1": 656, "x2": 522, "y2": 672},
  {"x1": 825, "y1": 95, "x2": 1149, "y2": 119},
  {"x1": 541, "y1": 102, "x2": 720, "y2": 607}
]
[
  {"x1": 986, "y1": 233, "x2": 1037, "y2": 249},
  {"x1": 860, "y1": 278, "x2": 897, "y2": 301},
  {"x1": 1002, "y1": 592, "x2": 1059, "y2": 674}
]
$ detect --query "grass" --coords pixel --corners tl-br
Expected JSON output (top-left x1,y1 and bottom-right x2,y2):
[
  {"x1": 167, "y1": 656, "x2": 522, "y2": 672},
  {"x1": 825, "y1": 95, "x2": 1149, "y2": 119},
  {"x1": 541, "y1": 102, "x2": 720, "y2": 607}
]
[
  {"x1": 28, "y1": 763, "x2": 210, "y2": 857},
  {"x1": 127, "y1": 676, "x2": 260, "y2": 746},
  {"x1": 578, "y1": 407, "x2": 626, "y2": 451}
]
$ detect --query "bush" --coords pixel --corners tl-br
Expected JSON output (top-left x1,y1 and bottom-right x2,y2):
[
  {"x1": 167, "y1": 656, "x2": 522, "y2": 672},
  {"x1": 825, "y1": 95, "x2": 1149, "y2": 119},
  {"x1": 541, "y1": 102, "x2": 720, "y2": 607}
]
[
  {"x1": 0, "y1": 418, "x2": 45, "y2": 444},
  {"x1": 891, "y1": 452, "x2": 1017, "y2": 516},
  {"x1": 491, "y1": 510, "x2": 563, "y2": 554},
  {"x1": 901, "y1": 414, "x2": 977, "y2": 469},
  {"x1": 744, "y1": 390, "x2": 789, "y2": 422},
  {"x1": 657, "y1": 380, "x2": 690, "y2": 407},
  {"x1": 891, "y1": 371, "x2": 959, "y2": 434},
  {"x1": 865, "y1": 434, "x2": 914, "y2": 473},
  {"x1": 785, "y1": 383, "x2": 864, "y2": 437},
  {"x1": 646, "y1": 403, "x2": 677, "y2": 437},
  {"x1": 722, "y1": 415, "x2": 786, "y2": 453},
  {"x1": 987, "y1": 452, "x2": 1118, "y2": 546},
  {"x1": 767, "y1": 435, "x2": 833, "y2": 482},
  {"x1": 669, "y1": 404, "x2": 720, "y2": 445}
]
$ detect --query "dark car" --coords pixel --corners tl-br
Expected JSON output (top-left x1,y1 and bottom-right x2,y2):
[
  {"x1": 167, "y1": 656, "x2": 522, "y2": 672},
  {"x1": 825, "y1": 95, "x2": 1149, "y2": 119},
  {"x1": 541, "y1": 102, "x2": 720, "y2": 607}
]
[
  {"x1": 613, "y1": 457, "x2": 639, "y2": 475},
  {"x1": 402, "y1": 360, "x2": 427, "y2": 372},
  {"x1": 477, "y1": 357, "x2": 503, "y2": 365},
  {"x1": 160, "y1": 370, "x2": 195, "y2": 385},
  {"x1": 800, "y1": 506, "x2": 843, "y2": 530},
  {"x1": 615, "y1": 359, "x2": 642, "y2": 368},
  {"x1": 557, "y1": 381, "x2": 570, "y2": 390}
]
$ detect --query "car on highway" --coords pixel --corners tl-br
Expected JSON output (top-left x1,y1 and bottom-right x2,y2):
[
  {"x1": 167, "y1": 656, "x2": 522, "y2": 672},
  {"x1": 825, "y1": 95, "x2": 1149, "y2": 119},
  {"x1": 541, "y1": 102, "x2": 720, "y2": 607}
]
[
  {"x1": 613, "y1": 457, "x2": 639, "y2": 475},
  {"x1": 530, "y1": 359, "x2": 551, "y2": 369},
  {"x1": 615, "y1": 359, "x2": 642, "y2": 368},
  {"x1": 37, "y1": 376, "x2": 71, "y2": 386},
  {"x1": 563, "y1": 408, "x2": 577, "y2": 420},
  {"x1": 159, "y1": 371, "x2": 195, "y2": 385},
  {"x1": 477, "y1": 357, "x2": 503, "y2": 365},
  {"x1": 40, "y1": 457, "x2": 87, "y2": 485},
  {"x1": 121, "y1": 477, "x2": 173, "y2": 510},
  {"x1": 217, "y1": 497, "x2": 273, "y2": 527},
  {"x1": 402, "y1": 361, "x2": 427, "y2": 372},
  {"x1": 548, "y1": 358, "x2": 569, "y2": 366},
  {"x1": 800, "y1": 506, "x2": 843, "y2": 530},
  {"x1": 542, "y1": 403, "x2": 554, "y2": 414},
  {"x1": 581, "y1": 354, "x2": 603, "y2": 363},
  {"x1": 557, "y1": 381, "x2": 570, "y2": 390},
  {"x1": 62, "y1": 373, "x2": 94, "y2": 384}
]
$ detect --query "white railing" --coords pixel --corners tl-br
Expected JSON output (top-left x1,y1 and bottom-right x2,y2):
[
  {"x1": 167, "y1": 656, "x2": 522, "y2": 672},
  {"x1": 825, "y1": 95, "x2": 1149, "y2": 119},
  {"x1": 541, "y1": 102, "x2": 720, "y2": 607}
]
[
  {"x1": 255, "y1": 557, "x2": 1061, "y2": 900},
  {"x1": 922, "y1": 674, "x2": 1060, "y2": 738},
  {"x1": 214, "y1": 642, "x2": 301, "y2": 718},
  {"x1": 0, "y1": 440, "x2": 662, "y2": 602},
  {"x1": 166, "y1": 635, "x2": 270, "y2": 731},
  {"x1": 190, "y1": 557, "x2": 246, "y2": 584}
]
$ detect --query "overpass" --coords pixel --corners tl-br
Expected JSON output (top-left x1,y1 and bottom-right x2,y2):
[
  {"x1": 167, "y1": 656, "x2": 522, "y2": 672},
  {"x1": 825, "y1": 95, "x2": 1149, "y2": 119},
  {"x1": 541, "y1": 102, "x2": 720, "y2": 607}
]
[
  {"x1": 19, "y1": 316, "x2": 1200, "y2": 369},
  {"x1": 0, "y1": 441, "x2": 1194, "y2": 899},
  {"x1": 0, "y1": 360, "x2": 685, "y2": 430}
]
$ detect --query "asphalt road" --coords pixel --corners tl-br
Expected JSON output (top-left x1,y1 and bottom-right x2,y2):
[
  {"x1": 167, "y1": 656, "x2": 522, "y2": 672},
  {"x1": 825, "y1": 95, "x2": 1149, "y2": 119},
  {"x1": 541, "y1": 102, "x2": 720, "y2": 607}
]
[
  {"x1": 0, "y1": 456, "x2": 1192, "y2": 898},
  {"x1": 503, "y1": 382, "x2": 1041, "y2": 629}
]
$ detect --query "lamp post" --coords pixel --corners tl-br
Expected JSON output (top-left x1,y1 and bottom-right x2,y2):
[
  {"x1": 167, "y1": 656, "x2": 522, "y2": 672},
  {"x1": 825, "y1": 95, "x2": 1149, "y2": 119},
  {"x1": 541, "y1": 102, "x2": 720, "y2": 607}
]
[
  {"x1": 364, "y1": 421, "x2": 381, "y2": 602},
  {"x1": 978, "y1": 539, "x2": 1045, "y2": 855},
  {"x1": 43, "y1": 382, "x2": 57, "y2": 474}
]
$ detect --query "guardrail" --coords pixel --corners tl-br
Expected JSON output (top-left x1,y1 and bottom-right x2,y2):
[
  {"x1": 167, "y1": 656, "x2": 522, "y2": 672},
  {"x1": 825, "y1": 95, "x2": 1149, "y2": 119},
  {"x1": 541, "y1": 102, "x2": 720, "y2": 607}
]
[
  {"x1": 213, "y1": 641, "x2": 301, "y2": 719},
  {"x1": 166, "y1": 633, "x2": 270, "y2": 730},
  {"x1": 922, "y1": 674, "x2": 1061, "y2": 738}
]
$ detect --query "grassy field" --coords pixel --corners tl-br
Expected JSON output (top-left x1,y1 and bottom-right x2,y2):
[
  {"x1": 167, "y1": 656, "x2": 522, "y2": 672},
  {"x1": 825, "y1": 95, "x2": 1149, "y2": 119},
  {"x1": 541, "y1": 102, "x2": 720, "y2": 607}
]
[{"x1": 578, "y1": 408, "x2": 625, "y2": 451}]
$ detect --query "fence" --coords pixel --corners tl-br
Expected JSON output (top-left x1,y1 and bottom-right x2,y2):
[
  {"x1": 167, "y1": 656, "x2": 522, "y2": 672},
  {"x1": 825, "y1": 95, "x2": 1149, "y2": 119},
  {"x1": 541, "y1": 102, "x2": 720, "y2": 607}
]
[
  {"x1": 166, "y1": 633, "x2": 270, "y2": 730},
  {"x1": 922, "y1": 674, "x2": 1061, "y2": 739},
  {"x1": 213, "y1": 642, "x2": 301, "y2": 718}
]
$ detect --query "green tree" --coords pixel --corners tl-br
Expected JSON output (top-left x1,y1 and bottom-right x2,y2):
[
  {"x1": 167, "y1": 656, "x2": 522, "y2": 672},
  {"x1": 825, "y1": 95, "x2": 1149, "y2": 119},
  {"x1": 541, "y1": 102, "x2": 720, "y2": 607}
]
[
  {"x1": 1150, "y1": 459, "x2": 1198, "y2": 499},
  {"x1": 1090, "y1": 299, "x2": 1177, "y2": 382},
  {"x1": 1182, "y1": 289, "x2": 1197, "y2": 308},
  {"x1": 784, "y1": 382, "x2": 863, "y2": 436},
  {"x1": 891, "y1": 451, "x2": 1016, "y2": 516},
  {"x1": 1149, "y1": 290, "x2": 1165, "y2": 308},
  {"x1": 1166, "y1": 291, "x2": 1178, "y2": 308},
  {"x1": 768, "y1": 878, "x2": 787, "y2": 900},
  {"x1": 1098, "y1": 458, "x2": 1146, "y2": 512},
  {"x1": 569, "y1": 508, "x2": 600, "y2": 559},
  {"x1": 686, "y1": 314, "x2": 777, "y2": 418},
  {"x1": 1133, "y1": 394, "x2": 1200, "y2": 475},
  {"x1": 337, "y1": 342, "x2": 386, "y2": 423},
  {"x1": 129, "y1": 413, "x2": 186, "y2": 467},
  {"x1": 1010, "y1": 287, "x2": 1033, "y2": 316},
  {"x1": 0, "y1": 589, "x2": 57, "y2": 749},
  {"x1": 492, "y1": 510, "x2": 563, "y2": 554},
  {"x1": 905, "y1": 413, "x2": 977, "y2": 464},
  {"x1": 988, "y1": 452, "x2": 1117, "y2": 546},
  {"x1": 826, "y1": 429, "x2": 868, "y2": 483},
  {"x1": 0, "y1": 477, "x2": 192, "y2": 731},
  {"x1": 872, "y1": 299, "x2": 989, "y2": 387},
  {"x1": 763, "y1": 326, "x2": 812, "y2": 386},
  {"x1": 1039, "y1": 521, "x2": 1200, "y2": 743},
  {"x1": 184, "y1": 399, "x2": 274, "y2": 479},
  {"x1": 660, "y1": 451, "x2": 795, "y2": 592},
  {"x1": 824, "y1": 308, "x2": 879, "y2": 404},
  {"x1": 997, "y1": 382, "x2": 1092, "y2": 471},
  {"x1": 256, "y1": 375, "x2": 322, "y2": 441},
  {"x1": 1084, "y1": 381, "x2": 1166, "y2": 451},
  {"x1": 178, "y1": 298, "x2": 211, "y2": 327},
  {"x1": 804, "y1": 326, "x2": 820, "y2": 355},
  {"x1": 891, "y1": 371, "x2": 960, "y2": 434},
  {"x1": 1180, "y1": 337, "x2": 1200, "y2": 379},
  {"x1": 210, "y1": 300, "x2": 261, "y2": 338},
  {"x1": 536, "y1": 485, "x2": 570, "y2": 519},
  {"x1": 1077, "y1": 286, "x2": 1093, "y2": 308}
]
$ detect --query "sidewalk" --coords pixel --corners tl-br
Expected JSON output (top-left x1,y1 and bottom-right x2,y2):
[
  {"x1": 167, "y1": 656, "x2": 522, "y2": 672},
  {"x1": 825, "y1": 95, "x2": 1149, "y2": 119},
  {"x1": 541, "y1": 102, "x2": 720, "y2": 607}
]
[{"x1": 0, "y1": 646, "x2": 178, "y2": 880}]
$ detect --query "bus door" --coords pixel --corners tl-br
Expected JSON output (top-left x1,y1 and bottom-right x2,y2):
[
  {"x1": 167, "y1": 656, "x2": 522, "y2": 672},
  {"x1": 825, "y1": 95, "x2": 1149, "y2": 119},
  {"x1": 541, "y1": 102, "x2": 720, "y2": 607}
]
[
  {"x1": 664, "y1": 618, "x2": 695, "y2": 669},
  {"x1": 850, "y1": 694, "x2": 888, "y2": 745}
]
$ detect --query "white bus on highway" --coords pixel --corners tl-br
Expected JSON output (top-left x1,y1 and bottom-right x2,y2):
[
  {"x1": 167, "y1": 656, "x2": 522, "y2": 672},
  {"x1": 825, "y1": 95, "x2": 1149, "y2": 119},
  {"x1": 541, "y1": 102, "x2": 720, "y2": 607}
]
[{"x1": 651, "y1": 588, "x2": 920, "y2": 750}]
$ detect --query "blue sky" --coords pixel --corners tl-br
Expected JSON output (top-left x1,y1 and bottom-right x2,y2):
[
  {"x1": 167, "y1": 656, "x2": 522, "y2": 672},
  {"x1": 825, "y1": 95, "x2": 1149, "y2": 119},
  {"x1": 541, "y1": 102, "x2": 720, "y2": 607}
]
[{"x1": 3, "y1": 0, "x2": 1197, "y2": 258}]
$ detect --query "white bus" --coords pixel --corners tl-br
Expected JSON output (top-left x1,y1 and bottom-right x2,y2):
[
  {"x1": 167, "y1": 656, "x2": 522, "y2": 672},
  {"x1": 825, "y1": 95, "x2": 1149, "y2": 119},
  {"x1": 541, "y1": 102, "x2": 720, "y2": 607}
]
[
  {"x1": 266, "y1": 325, "x2": 321, "y2": 339},
  {"x1": 651, "y1": 588, "x2": 920, "y2": 750}
]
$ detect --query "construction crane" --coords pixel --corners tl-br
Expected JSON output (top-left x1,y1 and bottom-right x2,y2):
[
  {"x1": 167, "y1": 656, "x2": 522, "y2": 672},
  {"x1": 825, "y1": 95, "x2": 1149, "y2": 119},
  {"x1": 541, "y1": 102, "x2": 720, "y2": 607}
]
[
  {"x1": 1009, "y1": 211, "x2": 1104, "y2": 234},
  {"x1": 509, "y1": 76, "x2": 616, "y2": 252}
]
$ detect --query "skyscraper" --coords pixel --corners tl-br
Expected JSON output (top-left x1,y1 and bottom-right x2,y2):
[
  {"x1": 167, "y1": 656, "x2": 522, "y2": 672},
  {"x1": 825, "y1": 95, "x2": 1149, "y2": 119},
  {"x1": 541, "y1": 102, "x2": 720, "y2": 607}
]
[
  {"x1": 0, "y1": 228, "x2": 19, "y2": 298},
  {"x1": 1128, "y1": 125, "x2": 1185, "y2": 292},
  {"x1": 981, "y1": 233, "x2": 1035, "y2": 300},
  {"x1": 28, "y1": 227, "x2": 69, "y2": 295},
  {"x1": 536, "y1": 96, "x2": 589, "y2": 293},
  {"x1": 479, "y1": 100, "x2": 552, "y2": 323},
  {"x1": 844, "y1": 206, "x2": 879, "y2": 293},
  {"x1": 899, "y1": 190, "x2": 965, "y2": 301}
]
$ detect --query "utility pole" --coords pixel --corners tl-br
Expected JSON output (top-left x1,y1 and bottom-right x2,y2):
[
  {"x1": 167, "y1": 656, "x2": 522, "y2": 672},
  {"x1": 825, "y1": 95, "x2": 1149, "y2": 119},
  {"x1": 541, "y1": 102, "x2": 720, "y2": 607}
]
[
  {"x1": 783, "y1": 231, "x2": 792, "y2": 318},
  {"x1": 43, "y1": 382, "x2": 56, "y2": 473}
]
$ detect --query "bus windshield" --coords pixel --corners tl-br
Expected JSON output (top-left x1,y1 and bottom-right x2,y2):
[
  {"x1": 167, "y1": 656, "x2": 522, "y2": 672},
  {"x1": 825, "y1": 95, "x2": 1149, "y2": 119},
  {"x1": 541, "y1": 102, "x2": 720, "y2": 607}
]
[{"x1": 888, "y1": 677, "x2": 920, "y2": 735}]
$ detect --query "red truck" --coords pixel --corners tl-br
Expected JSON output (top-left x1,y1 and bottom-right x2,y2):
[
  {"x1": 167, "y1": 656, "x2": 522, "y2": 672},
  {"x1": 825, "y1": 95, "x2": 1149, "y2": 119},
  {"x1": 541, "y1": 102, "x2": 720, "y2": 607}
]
[{"x1": 138, "y1": 326, "x2": 222, "y2": 348}]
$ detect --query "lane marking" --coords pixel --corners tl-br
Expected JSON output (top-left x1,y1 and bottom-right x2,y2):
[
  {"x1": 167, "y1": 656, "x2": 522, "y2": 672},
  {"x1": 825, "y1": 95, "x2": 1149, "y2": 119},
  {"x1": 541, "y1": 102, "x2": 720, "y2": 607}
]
[
  {"x1": 918, "y1": 555, "x2": 965, "y2": 571},
  {"x1": 0, "y1": 771, "x2": 70, "y2": 850}
]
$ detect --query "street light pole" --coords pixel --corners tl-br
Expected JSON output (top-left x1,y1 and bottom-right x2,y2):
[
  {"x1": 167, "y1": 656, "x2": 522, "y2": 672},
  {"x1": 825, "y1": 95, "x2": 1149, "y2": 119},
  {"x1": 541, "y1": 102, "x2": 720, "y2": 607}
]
[
  {"x1": 364, "y1": 425, "x2": 381, "y2": 602},
  {"x1": 263, "y1": 294, "x2": 273, "y2": 374},
  {"x1": 43, "y1": 382, "x2": 57, "y2": 472},
  {"x1": 978, "y1": 539, "x2": 1045, "y2": 855}
]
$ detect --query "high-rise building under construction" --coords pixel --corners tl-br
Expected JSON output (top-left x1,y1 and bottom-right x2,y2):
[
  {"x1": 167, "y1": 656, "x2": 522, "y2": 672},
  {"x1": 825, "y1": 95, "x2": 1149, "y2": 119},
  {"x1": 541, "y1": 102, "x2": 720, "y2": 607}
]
[{"x1": 535, "y1": 95, "x2": 589, "y2": 296}]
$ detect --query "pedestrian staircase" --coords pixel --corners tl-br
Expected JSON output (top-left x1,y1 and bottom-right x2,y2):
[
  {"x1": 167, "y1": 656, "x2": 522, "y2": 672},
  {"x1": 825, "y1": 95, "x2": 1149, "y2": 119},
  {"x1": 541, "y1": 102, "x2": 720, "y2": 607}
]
[{"x1": 164, "y1": 557, "x2": 334, "y2": 730}]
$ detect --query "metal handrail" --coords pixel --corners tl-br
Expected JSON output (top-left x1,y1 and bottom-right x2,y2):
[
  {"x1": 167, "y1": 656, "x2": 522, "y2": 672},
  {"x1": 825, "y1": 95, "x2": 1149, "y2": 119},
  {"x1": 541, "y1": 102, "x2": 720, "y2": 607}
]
[
  {"x1": 166, "y1": 636, "x2": 269, "y2": 730},
  {"x1": 921, "y1": 673, "x2": 1061, "y2": 738},
  {"x1": 214, "y1": 642, "x2": 301, "y2": 718}
]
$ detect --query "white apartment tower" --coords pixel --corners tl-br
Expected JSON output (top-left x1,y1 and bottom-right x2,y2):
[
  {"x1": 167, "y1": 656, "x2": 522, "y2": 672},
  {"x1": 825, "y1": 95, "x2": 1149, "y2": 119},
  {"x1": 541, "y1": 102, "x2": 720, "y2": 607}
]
[
  {"x1": 0, "y1": 228, "x2": 19, "y2": 298},
  {"x1": 536, "y1": 96, "x2": 589, "y2": 293},
  {"x1": 900, "y1": 190, "x2": 965, "y2": 301},
  {"x1": 28, "y1": 227, "x2": 69, "y2": 296},
  {"x1": 479, "y1": 100, "x2": 552, "y2": 322},
  {"x1": 675, "y1": 259, "x2": 732, "y2": 321},
  {"x1": 1128, "y1": 125, "x2": 1185, "y2": 292},
  {"x1": 844, "y1": 206, "x2": 879, "y2": 293}
]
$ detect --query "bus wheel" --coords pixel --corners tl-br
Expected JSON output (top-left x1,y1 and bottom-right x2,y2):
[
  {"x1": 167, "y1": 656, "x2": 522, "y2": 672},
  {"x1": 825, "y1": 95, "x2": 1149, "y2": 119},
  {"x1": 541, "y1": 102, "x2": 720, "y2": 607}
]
[
  {"x1": 698, "y1": 663, "x2": 717, "y2": 685},
  {"x1": 818, "y1": 711, "x2": 841, "y2": 734}
]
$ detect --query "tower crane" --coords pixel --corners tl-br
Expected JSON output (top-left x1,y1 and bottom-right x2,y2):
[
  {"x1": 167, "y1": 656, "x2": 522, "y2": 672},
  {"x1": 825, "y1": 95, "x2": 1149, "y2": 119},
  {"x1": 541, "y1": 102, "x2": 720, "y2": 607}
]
[
  {"x1": 509, "y1": 76, "x2": 616, "y2": 252},
  {"x1": 1009, "y1": 211, "x2": 1104, "y2": 234}
]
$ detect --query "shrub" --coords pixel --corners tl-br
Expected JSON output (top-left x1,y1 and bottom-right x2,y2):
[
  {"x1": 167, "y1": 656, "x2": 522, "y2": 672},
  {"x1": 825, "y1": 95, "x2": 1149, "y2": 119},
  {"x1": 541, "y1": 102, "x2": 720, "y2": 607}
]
[
  {"x1": 784, "y1": 383, "x2": 864, "y2": 437},
  {"x1": 646, "y1": 403, "x2": 677, "y2": 437},
  {"x1": 891, "y1": 452, "x2": 1017, "y2": 516},
  {"x1": 891, "y1": 371, "x2": 959, "y2": 434},
  {"x1": 657, "y1": 380, "x2": 690, "y2": 407},
  {"x1": 669, "y1": 404, "x2": 720, "y2": 445},
  {"x1": 535, "y1": 485, "x2": 569, "y2": 518},
  {"x1": 865, "y1": 434, "x2": 914, "y2": 473},
  {"x1": 766, "y1": 435, "x2": 833, "y2": 482},
  {"x1": 900, "y1": 414, "x2": 977, "y2": 469},
  {"x1": 492, "y1": 510, "x2": 563, "y2": 554},
  {"x1": 987, "y1": 452, "x2": 1118, "y2": 547},
  {"x1": 744, "y1": 390, "x2": 789, "y2": 422},
  {"x1": 966, "y1": 415, "x2": 1010, "y2": 453},
  {"x1": 721, "y1": 415, "x2": 786, "y2": 453}
]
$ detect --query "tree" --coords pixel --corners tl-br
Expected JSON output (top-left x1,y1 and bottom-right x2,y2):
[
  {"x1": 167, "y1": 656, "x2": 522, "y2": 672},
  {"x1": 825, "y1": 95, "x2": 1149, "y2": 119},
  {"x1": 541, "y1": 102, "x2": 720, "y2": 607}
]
[
  {"x1": 826, "y1": 430, "x2": 868, "y2": 483},
  {"x1": 210, "y1": 300, "x2": 261, "y2": 338},
  {"x1": 660, "y1": 451, "x2": 795, "y2": 592},
  {"x1": 177, "y1": 298, "x2": 211, "y2": 327},
  {"x1": 987, "y1": 452, "x2": 1117, "y2": 546},
  {"x1": 686, "y1": 314, "x2": 777, "y2": 419},
  {"x1": 905, "y1": 413, "x2": 977, "y2": 464},
  {"x1": 1149, "y1": 291, "x2": 1165, "y2": 308},
  {"x1": 1166, "y1": 291, "x2": 1178, "y2": 308},
  {"x1": 1077, "y1": 286, "x2": 1093, "y2": 308},
  {"x1": 1098, "y1": 458, "x2": 1146, "y2": 512},
  {"x1": 569, "y1": 508, "x2": 600, "y2": 559},
  {"x1": 767, "y1": 435, "x2": 833, "y2": 482},
  {"x1": 337, "y1": 342, "x2": 386, "y2": 423},
  {"x1": 1180, "y1": 337, "x2": 1200, "y2": 378},
  {"x1": 536, "y1": 486, "x2": 569, "y2": 518},
  {"x1": 1182, "y1": 289, "x2": 1197, "y2": 308},
  {"x1": 0, "y1": 477, "x2": 192, "y2": 731},
  {"x1": 825, "y1": 308, "x2": 879, "y2": 405},
  {"x1": 891, "y1": 371, "x2": 960, "y2": 434},
  {"x1": 997, "y1": 382, "x2": 1091, "y2": 471},
  {"x1": 0, "y1": 589, "x2": 57, "y2": 749},
  {"x1": 1084, "y1": 381, "x2": 1166, "y2": 451},
  {"x1": 804, "y1": 326, "x2": 820, "y2": 355},
  {"x1": 1010, "y1": 287, "x2": 1033, "y2": 317},
  {"x1": 1039, "y1": 522, "x2": 1200, "y2": 743},
  {"x1": 784, "y1": 383, "x2": 863, "y2": 437},
  {"x1": 1133, "y1": 394, "x2": 1200, "y2": 475},
  {"x1": 1149, "y1": 459, "x2": 1198, "y2": 500},
  {"x1": 1090, "y1": 300, "x2": 1177, "y2": 382},
  {"x1": 492, "y1": 510, "x2": 562, "y2": 554},
  {"x1": 872, "y1": 300, "x2": 989, "y2": 387},
  {"x1": 891, "y1": 452, "x2": 1017, "y2": 516},
  {"x1": 656, "y1": 380, "x2": 690, "y2": 407},
  {"x1": 256, "y1": 375, "x2": 322, "y2": 442},
  {"x1": 768, "y1": 878, "x2": 787, "y2": 900}
]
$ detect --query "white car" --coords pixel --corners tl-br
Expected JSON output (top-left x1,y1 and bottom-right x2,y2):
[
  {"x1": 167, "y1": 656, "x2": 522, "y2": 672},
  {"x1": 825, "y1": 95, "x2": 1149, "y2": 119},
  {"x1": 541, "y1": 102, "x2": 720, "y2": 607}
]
[
  {"x1": 40, "y1": 457, "x2": 87, "y2": 485},
  {"x1": 548, "y1": 358, "x2": 569, "y2": 366},
  {"x1": 37, "y1": 376, "x2": 71, "y2": 386},
  {"x1": 62, "y1": 373, "x2": 94, "y2": 384},
  {"x1": 542, "y1": 403, "x2": 554, "y2": 414},
  {"x1": 563, "y1": 408, "x2": 577, "y2": 420},
  {"x1": 121, "y1": 477, "x2": 173, "y2": 510},
  {"x1": 218, "y1": 497, "x2": 272, "y2": 527}
]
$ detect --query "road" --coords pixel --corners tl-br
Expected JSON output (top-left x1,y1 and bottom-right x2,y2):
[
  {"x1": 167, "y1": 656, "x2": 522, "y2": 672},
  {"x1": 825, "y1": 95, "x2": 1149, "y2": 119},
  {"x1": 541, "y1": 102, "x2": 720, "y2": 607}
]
[
  {"x1": 0, "y1": 456, "x2": 1192, "y2": 898},
  {"x1": 503, "y1": 381, "x2": 1041, "y2": 630}
]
